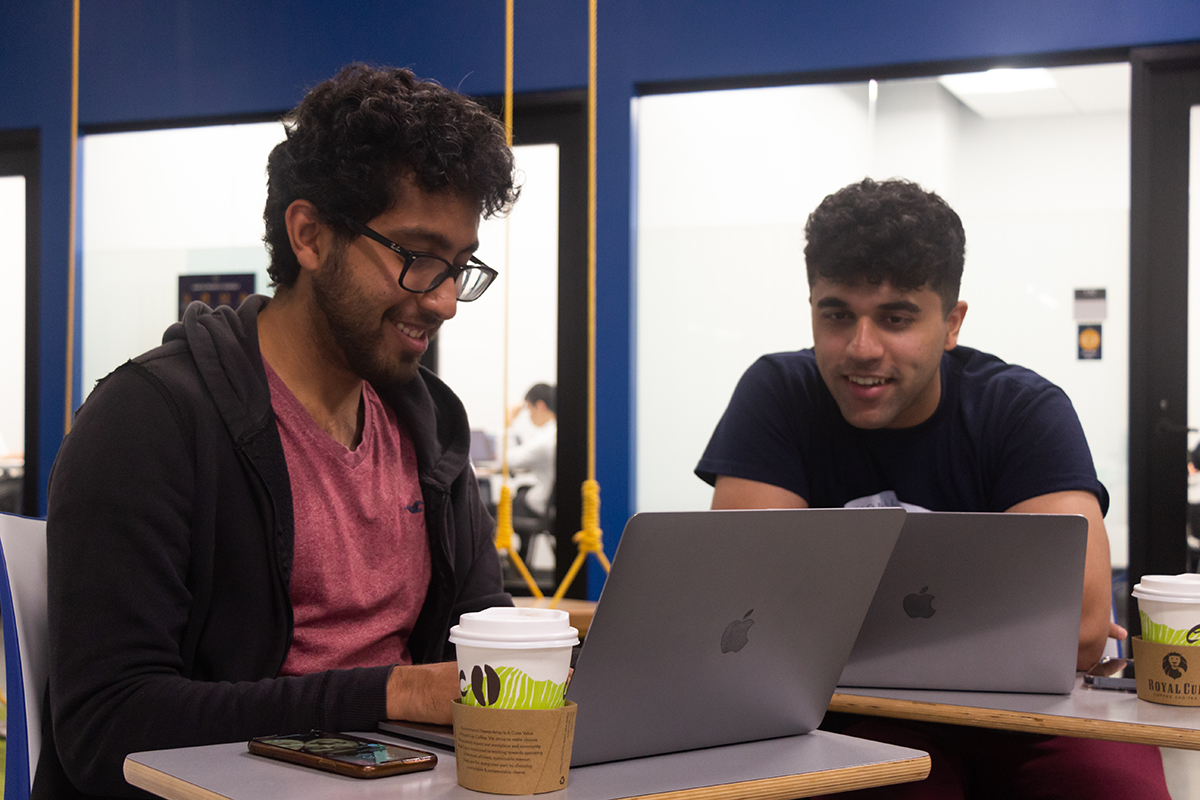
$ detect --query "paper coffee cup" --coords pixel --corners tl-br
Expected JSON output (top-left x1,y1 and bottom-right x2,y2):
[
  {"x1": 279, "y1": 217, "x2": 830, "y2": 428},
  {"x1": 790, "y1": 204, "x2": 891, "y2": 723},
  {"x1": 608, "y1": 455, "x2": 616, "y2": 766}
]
[
  {"x1": 449, "y1": 607, "x2": 578, "y2": 710},
  {"x1": 1132, "y1": 574, "x2": 1200, "y2": 645}
]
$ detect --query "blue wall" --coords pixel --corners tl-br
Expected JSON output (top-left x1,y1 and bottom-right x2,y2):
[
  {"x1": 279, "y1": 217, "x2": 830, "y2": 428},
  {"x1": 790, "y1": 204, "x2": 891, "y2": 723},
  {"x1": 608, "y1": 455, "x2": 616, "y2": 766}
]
[{"x1": 4, "y1": 1, "x2": 1200, "y2": 596}]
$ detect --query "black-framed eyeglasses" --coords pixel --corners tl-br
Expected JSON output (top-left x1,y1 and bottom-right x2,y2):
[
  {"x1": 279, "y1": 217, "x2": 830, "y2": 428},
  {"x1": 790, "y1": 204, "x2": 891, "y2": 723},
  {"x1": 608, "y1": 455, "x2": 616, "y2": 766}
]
[{"x1": 341, "y1": 216, "x2": 498, "y2": 302}]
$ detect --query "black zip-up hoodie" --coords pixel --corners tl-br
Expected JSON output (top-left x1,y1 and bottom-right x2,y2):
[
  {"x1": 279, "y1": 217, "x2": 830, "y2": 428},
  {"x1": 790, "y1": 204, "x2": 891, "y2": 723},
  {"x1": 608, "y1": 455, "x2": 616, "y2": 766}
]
[{"x1": 37, "y1": 297, "x2": 510, "y2": 799}]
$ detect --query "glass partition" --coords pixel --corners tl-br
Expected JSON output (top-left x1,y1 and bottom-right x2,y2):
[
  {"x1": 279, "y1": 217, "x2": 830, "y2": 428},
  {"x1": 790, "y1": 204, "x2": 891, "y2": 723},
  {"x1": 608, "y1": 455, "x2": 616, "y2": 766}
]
[
  {"x1": 0, "y1": 175, "x2": 25, "y2": 512},
  {"x1": 635, "y1": 63, "x2": 1132, "y2": 565},
  {"x1": 81, "y1": 122, "x2": 285, "y2": 394},
  {"x1": 439, "y1": 143, "x2": 559, "y2": 438},
  {"x1": 1187, "y1": 105, "x2": 1200, "y2": 570},
  {"x1": 439, "y1": 144, "x2": 560, "y2": 580},
  {"x1": 81, "y1": 125, "x2": 559, "y2": 573},
  {"x1": 81, "y1": 125, "x2": 556, "y2": 429}
]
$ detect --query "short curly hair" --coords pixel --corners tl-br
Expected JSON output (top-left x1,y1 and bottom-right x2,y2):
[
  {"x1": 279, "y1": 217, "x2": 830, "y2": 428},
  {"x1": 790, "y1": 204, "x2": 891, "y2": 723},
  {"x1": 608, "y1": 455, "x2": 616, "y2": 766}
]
[
  {"x1": 263, "y1": 64, "x2": 519, "y2": 288},
  {"x1": 524, "y1": 383, "x2": 556, "y2": 413},
  {"x1": 804, "y1": 178, "x2": 965, "y2": 315}
]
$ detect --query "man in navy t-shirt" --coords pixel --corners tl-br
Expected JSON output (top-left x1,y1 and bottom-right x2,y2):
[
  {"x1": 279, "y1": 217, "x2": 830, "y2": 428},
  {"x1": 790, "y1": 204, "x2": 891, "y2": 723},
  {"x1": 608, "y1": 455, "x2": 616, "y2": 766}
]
[{"x1": 696, "y1": 178, "x2": 1169, "y2": 799}]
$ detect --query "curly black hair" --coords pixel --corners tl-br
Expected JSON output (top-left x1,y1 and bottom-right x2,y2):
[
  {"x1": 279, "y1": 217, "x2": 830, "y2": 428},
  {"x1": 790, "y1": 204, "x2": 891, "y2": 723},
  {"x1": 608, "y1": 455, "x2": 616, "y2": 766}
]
[
  {"x1": 804, "y1": 178, "x2": 965, "y2": 314},
  {"x1": 263, "y1": 64, "x2": 519, "y2": 288}
]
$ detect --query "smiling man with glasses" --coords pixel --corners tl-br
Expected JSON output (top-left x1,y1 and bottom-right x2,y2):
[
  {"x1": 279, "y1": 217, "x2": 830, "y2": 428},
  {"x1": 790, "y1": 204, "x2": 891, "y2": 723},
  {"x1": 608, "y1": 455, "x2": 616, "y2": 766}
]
[{"x1": 41, "y1": 64, "x2": 518, "y2": 799}]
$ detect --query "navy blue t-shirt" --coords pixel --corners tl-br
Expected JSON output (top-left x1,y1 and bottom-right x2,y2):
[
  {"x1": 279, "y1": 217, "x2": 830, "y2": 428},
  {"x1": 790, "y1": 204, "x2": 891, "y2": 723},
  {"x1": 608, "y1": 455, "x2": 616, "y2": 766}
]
[{"x1": 695, "y1": 346, "x2": 1109, "y2": 514}]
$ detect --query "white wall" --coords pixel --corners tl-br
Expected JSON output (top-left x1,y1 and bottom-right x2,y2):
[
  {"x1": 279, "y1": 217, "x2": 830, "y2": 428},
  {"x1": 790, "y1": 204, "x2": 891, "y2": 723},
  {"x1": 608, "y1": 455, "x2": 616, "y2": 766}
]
[
  {"x1": 81, "y1": 122, "x2": 285, "y2": 396},
  {"x1": 635, "y1": 68, "x2": 1132, "y2": 564},
  {"x1": 437, "y1": 144, "x2": 559, "y2": 437},
  {"x1": 635, "y1": 83, "x2": 866, "y2": 516},
  {"x1": 0, "y1": 175, "x2": 24, "y2": 456},
  {"x1": 80, "y1": 126, "x2": 557, "y2": 444},
  {"x1": 1190, "y1": 108, "x2": 1200, "y2": 457},
  {"x1": 951, "y1": 109, "x2": 1130, "y2": 552}
]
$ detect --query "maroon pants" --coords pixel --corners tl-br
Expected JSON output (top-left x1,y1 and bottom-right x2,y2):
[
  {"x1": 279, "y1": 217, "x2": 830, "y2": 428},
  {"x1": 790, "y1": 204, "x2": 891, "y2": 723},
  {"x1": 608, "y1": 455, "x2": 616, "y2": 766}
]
[{"x1": 818, "y1": 717, "x2": 1170, "y2": 800}]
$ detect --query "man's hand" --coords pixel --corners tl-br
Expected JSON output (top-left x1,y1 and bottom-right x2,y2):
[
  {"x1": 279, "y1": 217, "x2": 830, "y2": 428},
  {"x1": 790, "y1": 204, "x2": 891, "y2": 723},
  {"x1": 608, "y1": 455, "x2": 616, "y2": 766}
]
[
  {"x1": 507, "y1": 403, "x2": 526, "y2": 426},
  {"x1": 386, "y1": 662, "x2": 461, "y2": 724}
]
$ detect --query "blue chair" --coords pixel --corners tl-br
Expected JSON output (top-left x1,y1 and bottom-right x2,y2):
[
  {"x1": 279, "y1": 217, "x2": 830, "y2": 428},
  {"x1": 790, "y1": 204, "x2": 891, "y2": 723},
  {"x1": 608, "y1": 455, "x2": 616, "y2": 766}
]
[{"x1": 0, "y1": 513, "x2": 48, "y2": 800}]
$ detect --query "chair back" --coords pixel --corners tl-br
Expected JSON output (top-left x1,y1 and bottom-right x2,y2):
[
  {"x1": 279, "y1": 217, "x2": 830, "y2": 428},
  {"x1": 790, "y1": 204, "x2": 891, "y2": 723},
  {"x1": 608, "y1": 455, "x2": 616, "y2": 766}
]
[{"x1": 0, "y1": 513, "x2": 48, "y2": 800}]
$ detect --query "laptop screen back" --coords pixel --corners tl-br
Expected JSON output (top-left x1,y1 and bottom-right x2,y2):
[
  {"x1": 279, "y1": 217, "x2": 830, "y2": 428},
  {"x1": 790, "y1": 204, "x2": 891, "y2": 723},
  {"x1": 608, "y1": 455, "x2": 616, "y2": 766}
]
[
  {"x1": 838, "y1": 512, "x2": 1088, "y2": 694},
  {"x1": 566, "y1": 507, "x2": 905, "y2": 766}
]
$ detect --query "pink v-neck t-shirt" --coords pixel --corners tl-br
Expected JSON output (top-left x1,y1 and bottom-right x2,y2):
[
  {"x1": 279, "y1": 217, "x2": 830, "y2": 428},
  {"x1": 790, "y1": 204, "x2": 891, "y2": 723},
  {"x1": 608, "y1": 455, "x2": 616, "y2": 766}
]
[{"x1": 265, "y1": 361, "x2": 431, "y2": 675}]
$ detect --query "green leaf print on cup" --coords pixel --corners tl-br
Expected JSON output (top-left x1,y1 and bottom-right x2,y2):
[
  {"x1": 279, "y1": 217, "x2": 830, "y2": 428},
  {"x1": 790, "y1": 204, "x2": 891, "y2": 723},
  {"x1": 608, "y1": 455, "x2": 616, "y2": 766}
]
[
  {"x1": 1141, "y1": 611, "x2": 1194, "y2": 645},
  {"x1": 459, "y1": 664, "x2": 567, "y2": 709}
]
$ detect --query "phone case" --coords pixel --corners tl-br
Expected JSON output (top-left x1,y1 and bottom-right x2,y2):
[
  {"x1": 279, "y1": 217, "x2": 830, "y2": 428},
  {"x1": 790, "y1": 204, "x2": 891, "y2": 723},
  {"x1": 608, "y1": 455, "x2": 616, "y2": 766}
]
[{"x1": 248, "y1": 733, "x2": 437, "y2": 779}]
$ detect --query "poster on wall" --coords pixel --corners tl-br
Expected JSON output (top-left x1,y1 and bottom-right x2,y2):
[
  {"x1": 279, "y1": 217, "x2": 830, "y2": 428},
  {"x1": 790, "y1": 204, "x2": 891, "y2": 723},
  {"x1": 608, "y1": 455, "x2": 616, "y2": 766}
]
[
  {"x1": 1073, "y1": 288, "x2": 1107, "y2": 321},
  {"x1": 1074, "y1": 288, "x2": 1105, "y2": 361},
  {"x1": 1078, "y1": 324, "x2": 1102, "y2": 360},
  {"x1": 178, "y1": 274, "x2": 256, "y2": 320}
]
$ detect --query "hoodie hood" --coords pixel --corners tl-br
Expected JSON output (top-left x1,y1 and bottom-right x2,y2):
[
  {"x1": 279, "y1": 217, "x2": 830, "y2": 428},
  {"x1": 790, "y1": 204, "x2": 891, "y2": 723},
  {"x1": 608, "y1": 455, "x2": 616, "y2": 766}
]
[
  {"x1": 165, "y1": 296, "x2": 273, "y2": 445},
  {"x1": 165, "y1": 295, "x2": 472, "y2": 490}
]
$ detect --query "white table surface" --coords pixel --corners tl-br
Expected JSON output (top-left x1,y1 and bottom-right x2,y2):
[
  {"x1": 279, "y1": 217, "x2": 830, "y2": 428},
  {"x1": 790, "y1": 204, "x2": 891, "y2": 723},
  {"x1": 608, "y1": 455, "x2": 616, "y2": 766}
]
[
  {"x1": 125, "y1": 729, "x2": 930, "y2": 800},
  {"x1": 832, "y1": 674, "x2": 1200, "y2": 749}
]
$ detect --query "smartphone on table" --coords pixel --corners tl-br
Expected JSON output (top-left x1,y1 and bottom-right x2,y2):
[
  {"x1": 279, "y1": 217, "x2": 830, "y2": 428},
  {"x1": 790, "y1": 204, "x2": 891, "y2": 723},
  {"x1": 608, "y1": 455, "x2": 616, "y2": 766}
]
[
  {"x1": 1083, "y1": 657, "x2": 1136, "y2": 692},
  {"x1": 248, "y1": 730, "x2": 437, "y2": 778}
]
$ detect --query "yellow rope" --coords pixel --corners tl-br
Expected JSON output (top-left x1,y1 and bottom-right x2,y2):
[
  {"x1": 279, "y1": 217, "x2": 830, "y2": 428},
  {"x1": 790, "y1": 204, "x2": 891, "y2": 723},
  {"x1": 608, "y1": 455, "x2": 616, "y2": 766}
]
[
  {"x1": 64, "y1": 0, "x2": 80, "y2": 434},
  {"x1": 585, "y1": 0, "x2": 596, "y2": 488},
  {"x1": 550, "y1": 0, "x2": 609, "y2": 605},
  {"x1": 493, "y1": 0, "x2": 542, "y2": 598},
  {"x1": 494, "y1": 485, "x2": 541, "y2": 595},
  {"x1": 552, "y1": 480, "x2": 610, "y2": 602}
]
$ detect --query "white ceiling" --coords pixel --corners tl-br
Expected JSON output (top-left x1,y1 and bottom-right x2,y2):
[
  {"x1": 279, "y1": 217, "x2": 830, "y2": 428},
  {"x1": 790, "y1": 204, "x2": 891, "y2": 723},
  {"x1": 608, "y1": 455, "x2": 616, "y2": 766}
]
[{"x1": 937, "y1": 63, "x2": 1131, "y2": 119}]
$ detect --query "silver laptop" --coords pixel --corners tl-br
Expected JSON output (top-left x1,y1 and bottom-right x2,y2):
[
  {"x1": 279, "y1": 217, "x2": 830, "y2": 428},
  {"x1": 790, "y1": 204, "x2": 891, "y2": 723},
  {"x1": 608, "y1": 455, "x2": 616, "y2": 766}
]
[
  {"x1": 837, "y1": 512, "x2": 1088, "y2": 695},
  {"x1": 381, "y1": 508, "x2": 905, "y2": 764},
  {"x1": 565, "y1": 508, "x2": 903, "y2": 765}
]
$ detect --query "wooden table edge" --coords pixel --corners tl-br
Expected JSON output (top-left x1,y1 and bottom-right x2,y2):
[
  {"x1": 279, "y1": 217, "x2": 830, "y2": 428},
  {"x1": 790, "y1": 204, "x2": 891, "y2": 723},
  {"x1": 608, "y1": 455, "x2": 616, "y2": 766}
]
[
  {"x1": 830, "y1": 692, "x2": 1200, "y2": 750},
  {"x1": 617, "y1": 754, "x2": 930, "y2": 800},
  {"x1": 125, "y1": 758, "x2": 230, "y2": 800},
  {"x1": 124, "y1": 752, "x2": 931, "y2": 800}
]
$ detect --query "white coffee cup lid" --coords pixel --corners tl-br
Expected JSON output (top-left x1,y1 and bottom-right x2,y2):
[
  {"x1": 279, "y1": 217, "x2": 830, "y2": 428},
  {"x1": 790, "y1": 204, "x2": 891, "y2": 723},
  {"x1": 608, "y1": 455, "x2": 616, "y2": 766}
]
[
  {"x1": 449, "y1": 606, "x2": 579, "y2": 649},
  {"x1": 1132, "y1": 574, "x2": 1200, "y2": 602}
]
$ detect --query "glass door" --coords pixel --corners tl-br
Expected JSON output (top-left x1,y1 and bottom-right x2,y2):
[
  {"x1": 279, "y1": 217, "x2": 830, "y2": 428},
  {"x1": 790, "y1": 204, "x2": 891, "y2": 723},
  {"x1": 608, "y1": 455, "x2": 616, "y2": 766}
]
[
  {"x1": 1190, "y1": 105, "x2": 1200, "y2": 573},
  {"x1": 635, "y1": 64, "x2": 1133, "y2": 560},
  {"x1": 77, "y1": 98, "x2": 589, "y2": 597},
  {"x1": 0, "y1": 132, "x2": 38, "y2": 516},
  {"x1": 1128, "y1": 45, "x2": 1200, "y2": 625},
  {"x1": 0, "y1": 174, "x2": 25, "y2": 513}
]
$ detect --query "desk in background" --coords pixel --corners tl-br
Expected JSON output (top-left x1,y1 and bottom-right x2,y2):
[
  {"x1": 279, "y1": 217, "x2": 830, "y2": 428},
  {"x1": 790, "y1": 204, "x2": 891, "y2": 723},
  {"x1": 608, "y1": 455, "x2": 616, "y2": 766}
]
[
  {"x1": 0, "y1": 458, "x2": 21, "y2": 513},
  {"x1": 832, "y1": 675, "x2": 1200, "y2": 750},
  {"x1": 513, "y1": 596, "x2": 596, "y2": 637},
  {"x1": 474, "y1": 467, "x2": 537, "y2": 506}
]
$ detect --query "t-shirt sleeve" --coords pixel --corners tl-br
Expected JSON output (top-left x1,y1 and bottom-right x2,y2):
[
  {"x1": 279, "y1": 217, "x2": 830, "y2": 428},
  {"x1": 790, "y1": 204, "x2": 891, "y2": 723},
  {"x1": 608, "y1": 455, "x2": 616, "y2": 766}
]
[
  {"x1": 984, "y1": 379, "x2": 1110, "y2": 515},
  {"x1": 695, "y1": 355, "x2": 813, "y2": 501}
]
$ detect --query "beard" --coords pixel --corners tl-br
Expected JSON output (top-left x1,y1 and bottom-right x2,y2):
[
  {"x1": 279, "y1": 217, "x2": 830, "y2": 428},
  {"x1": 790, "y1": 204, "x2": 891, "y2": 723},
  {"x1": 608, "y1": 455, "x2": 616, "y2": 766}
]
[{"x1": 310, "y1": 245, "x2": 434, "y2": 386}]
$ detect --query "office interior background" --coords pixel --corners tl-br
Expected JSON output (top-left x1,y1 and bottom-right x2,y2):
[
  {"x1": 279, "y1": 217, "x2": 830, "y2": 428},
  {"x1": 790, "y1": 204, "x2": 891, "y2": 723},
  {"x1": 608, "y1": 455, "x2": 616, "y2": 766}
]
[{"x1": 5, "y1": 2, "x2": 1200, "y2": 606}]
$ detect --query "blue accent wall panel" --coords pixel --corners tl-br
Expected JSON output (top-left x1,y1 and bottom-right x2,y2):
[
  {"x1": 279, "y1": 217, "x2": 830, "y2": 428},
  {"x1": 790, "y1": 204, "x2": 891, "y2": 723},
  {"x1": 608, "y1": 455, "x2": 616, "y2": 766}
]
[{"x1": 77, "y1": 1, "x2": 588, "y2": 125}]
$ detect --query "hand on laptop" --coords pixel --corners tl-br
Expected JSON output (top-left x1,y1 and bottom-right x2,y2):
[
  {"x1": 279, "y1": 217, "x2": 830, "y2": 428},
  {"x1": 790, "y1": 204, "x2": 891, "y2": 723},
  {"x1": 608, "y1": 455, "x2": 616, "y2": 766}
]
[{"x1": 386, "y1": 662, "x2": 460, "y2": 725}]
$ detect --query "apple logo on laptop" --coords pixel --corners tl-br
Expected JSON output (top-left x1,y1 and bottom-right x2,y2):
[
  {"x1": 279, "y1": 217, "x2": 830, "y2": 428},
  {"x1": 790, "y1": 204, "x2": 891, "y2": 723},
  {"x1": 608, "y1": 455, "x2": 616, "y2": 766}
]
[
  {"x1": 721, "y1": 609, "x2": 754, "y2": 653},
  {"x1": 903, "y1": 587, "x2": 936, "y2": 619}
]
